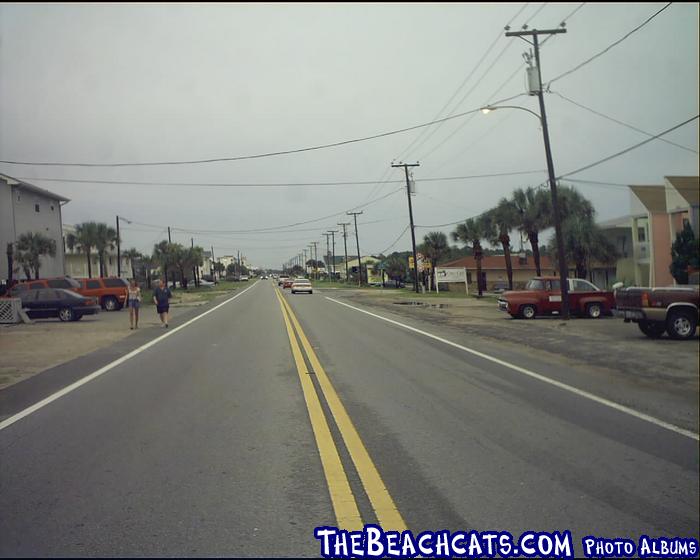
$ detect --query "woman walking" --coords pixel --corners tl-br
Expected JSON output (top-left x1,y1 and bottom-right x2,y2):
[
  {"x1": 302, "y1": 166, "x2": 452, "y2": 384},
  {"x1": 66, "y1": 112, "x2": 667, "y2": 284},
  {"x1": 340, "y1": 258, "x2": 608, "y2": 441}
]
[
  {"x1": 127, "y1": 278, "x2": 142, "y2": 330},
  {"x1": 153, "y1": 277, "x2": 172, "y2": 328}
]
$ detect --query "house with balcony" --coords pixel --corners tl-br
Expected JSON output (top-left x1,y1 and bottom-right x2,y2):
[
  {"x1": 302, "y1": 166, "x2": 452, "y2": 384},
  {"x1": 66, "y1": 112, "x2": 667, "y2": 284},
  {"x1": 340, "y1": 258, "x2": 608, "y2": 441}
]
[{"x1": 597, "y1": 176, "x2": 699, "y2": 287}]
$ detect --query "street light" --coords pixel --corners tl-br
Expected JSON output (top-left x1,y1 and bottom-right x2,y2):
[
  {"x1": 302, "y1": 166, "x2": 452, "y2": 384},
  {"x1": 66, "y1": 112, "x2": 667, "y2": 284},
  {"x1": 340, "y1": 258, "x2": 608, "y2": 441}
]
[{"x1": 481, "y1": 103, "x2": 571, "y2": 319}]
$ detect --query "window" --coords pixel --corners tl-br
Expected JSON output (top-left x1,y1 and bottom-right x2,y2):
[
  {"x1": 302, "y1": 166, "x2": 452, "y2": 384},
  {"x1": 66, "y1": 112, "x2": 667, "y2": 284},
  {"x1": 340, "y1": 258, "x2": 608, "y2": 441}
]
[
  {"x1": 571, "y1": 279, "x2": 599, "y2": 292},
  {"x1": 104, "y1": 278, "x2": 128, "y2": 288},
  {"x1": 19, "y1": 291, "x2": 37, "y2": 302},
  {"x1": 637, "y1": 226, "x2": 646, "y2": 242},
  {"x1": 48, "y1": 279, "x2": 71, "y2": 289},
  {"x1": 35, "y1": 204, "x2": 40, "y2": 213},
  {"x1": 547, "y1": 280, "x2": 561, "y2": 291},
  {"x1": 36, "y1": 290, "x2": 57, "y2": 301},
  {"x1": 86, "y1": 280, "x2": 101, "y2": 289},
  {"x1": 30, "y1": 283, "x2": 45, "y2": 290},
  {"x1": 525, "y1": 279, "x2": 544, "y2": 290}
]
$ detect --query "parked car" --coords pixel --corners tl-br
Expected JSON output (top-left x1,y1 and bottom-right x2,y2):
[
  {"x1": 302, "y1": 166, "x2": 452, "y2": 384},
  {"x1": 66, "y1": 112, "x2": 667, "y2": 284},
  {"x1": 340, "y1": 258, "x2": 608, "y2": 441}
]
[
  {"x1": 240, "y1": 275, "x2": 249, "y2": 281},
  {"x1": 19, "y1": 288, "x2": 100, "y2": 322},
  {"x1": 291, "y1": 279, "x2": 313, "y2": 294},
  {"x1": 5, "y1": 277, "x2": 82, "y2": 298},
  {"x1": 282, "y1": 278, "x2": 295, "y2": 289},
  {"x1": 277, "y1": 276, "x2": 289, "y2": 286},
  {"x1": 76, "y1": 277, "x2": 129, "y2": 311},
  {"x1": 614, "y1": 284, "x2": 699, "y2": 339},
  {"x1": 497, "y1": 277, "x2": 615, "y2": 319}
]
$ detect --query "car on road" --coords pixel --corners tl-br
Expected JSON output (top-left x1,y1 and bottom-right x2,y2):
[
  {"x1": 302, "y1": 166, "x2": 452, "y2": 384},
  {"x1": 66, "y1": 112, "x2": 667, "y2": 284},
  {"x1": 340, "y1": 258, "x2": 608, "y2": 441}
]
[
  {"x1": 291, "y1": 279, "x2": 313, "y2": 294},
  {"x1": 18, "y1": 288, "x2": 101, "y2": 322},
  {"x1": 282, "y1": 278, "x2": 295, "y2": 289},
  {"x1": 614, "y1": 284, "x2": 699, "y2": 339},
  {"x1": 76, "y1": 277, "x2": 129, "y2": 311},
  {"x1": 278, "y1": 276, "x2": 289, "y2": 286},
  {"x1": 498, "y1": 277, "x2": 615, "y2": 319}
]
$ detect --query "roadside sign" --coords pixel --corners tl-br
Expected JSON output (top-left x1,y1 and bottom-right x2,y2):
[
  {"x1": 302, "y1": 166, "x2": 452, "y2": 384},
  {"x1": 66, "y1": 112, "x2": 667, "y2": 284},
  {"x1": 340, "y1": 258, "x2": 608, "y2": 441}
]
[{"x1": 434, "y1": 267, "x2": 469, "y2": 295}]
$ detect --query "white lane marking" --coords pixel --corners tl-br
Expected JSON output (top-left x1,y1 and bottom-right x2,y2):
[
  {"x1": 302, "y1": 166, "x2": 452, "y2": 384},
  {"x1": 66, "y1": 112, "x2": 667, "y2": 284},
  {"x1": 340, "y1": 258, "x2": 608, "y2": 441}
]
[
  {"x1": 326, "y1": 296, "x2": 700, "y2": 441},
  {"x1": 0, "y1": 282, "x2": 259, "y2": 432}
]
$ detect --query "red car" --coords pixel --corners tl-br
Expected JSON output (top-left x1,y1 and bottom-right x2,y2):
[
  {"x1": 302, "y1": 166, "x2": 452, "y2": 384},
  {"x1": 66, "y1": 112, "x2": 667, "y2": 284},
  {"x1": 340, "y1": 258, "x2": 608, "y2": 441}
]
[
  {"x1": 497, "y1": 276, "x2": 615, "y2": 319},
  {"x1": 282, "y1": 278, "x2": 295, "y2": 289}
]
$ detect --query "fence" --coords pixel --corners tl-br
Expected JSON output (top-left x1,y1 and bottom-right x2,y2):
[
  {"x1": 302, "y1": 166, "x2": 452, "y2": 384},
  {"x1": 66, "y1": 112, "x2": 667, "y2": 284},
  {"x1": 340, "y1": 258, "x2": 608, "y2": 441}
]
[{"x1": 0, "y1": 298, "x2": 22, "y2": 324}]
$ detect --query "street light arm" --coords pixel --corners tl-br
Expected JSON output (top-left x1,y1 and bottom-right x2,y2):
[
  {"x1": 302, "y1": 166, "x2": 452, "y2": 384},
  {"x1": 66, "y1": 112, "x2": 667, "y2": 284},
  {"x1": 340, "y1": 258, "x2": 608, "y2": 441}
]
[{"x1": 481, "y1": 105, "x2": 542, "y2": 122}]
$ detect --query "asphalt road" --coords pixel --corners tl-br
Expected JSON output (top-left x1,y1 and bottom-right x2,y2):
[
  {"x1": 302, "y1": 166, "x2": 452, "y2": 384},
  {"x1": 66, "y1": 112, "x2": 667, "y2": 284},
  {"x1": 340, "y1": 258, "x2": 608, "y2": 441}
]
[{"x1": 1, "y1": 280, "x2": 698, "y2": 557}]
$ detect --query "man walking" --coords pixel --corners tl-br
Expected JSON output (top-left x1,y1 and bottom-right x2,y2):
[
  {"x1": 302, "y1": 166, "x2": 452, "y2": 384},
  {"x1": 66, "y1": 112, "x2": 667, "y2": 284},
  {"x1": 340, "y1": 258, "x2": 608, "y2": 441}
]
[{"x1": 153, "y1": 278, "x2": 172, "y2": 328}]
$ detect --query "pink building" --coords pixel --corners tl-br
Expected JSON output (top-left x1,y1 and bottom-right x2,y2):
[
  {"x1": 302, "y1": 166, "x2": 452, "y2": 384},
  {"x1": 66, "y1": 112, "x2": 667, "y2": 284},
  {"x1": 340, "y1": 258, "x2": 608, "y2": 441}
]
[{"x1": 627, "y1": 176, "x2": 699, "y2": 287}]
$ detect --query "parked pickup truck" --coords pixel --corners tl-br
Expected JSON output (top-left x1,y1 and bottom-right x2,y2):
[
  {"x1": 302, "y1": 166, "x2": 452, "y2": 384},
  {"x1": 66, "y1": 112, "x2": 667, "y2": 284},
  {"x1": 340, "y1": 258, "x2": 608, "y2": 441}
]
[
  {"x1": 497, "y1": 276, "x2": 615, "y2": 319},
  {"x1": 614, "y1": 285, "x2": 699, "y2": 339}
]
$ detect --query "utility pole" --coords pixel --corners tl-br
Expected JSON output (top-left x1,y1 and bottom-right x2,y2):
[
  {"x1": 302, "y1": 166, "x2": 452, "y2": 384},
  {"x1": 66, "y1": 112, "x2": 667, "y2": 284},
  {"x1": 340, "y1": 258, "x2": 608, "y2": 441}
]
[
  {"x1": 303, "y1": 249, "x2": 308, "y2": 275},
  {"x1": 167, "y1": 226, "x2": 172, "y2": 243},
  {"x1": 322, "y1": 233, "x2": 332, "y2": 281},
  {"x1": 116, "y1": 215, "x2": 121, "y2": 278},
  {"x1": 506, "y1": 27, "x2": 570, "y2": 319},
  {"x1": 310, "y1": 241, "x2": 320, "y2": 281},
  {"x1": 327, "y1": 230, "x2": 338, "y2": 280},
  {"x1": 337, "y1": 222, "x2": 350, "y2": 283},
  {"x1": 211, "y1": 246, "x2": 215, "y2": 281},
  {"x1": 392, "y1": 162, "x2": 421, "y2": 293},
  {"x1": 347, "y1": 212, "x2": 363, "y2": 286}
]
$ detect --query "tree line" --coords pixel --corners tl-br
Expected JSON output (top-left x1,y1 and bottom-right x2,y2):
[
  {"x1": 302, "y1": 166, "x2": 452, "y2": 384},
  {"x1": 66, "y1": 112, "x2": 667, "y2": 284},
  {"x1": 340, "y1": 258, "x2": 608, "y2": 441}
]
[{"x1": 375, "y1": 185, "x2": 619, "y2": 295}]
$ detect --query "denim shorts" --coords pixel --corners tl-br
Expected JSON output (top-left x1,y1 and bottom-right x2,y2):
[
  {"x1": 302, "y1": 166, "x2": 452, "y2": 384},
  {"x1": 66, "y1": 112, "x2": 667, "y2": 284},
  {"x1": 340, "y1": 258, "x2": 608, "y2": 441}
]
[{"x1": 129, "y1": 300, "x2": 141, "y2": 309}]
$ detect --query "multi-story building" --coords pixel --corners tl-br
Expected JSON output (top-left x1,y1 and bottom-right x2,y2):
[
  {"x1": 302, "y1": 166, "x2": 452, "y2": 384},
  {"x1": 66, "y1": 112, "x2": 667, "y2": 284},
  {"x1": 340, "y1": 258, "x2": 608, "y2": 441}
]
[
  {"x1": 62, "y1": 224, "x2": 132, "y2": 279},
  {"x1": 1, "y1": 174, "x2": 68, "y2": 281}
]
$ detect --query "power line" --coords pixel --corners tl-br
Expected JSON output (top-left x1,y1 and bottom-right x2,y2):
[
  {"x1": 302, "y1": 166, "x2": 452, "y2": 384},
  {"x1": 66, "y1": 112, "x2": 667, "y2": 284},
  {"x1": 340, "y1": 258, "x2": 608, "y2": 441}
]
[
  {"x1": 522, "y1": 2, "x2": 549, "y2": 29},
  {"x1": 546, "y1": 2, "x2": 673, "y2": 87},
  {"x1": 559, "y1": 114, "x2": 699, "y2": 178},
  {"x1": 0, "y1": 105, "x2": 497, "y2": 168},
  {"x1": 540, "y1": 2, "x2": 585, "y2": 46},
  {"x1": 395, "y1": 3, "x2": 530, "y2": 163},
  {"x1": 376, "y1": 225, "x2": 410, "y2": 255},
  {"x1": 16, "y1": 168, "x2": 547, "y2": 188},
  {"x1": 551, "y1": 90, "x2": 698, "y2": 154}
]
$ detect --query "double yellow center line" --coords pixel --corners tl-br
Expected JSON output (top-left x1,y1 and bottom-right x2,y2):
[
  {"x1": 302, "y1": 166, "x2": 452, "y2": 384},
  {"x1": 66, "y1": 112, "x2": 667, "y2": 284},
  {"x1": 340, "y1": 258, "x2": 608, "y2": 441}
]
[{"x1": 275, "y1": 289, "x2": 407, "y2": 532}]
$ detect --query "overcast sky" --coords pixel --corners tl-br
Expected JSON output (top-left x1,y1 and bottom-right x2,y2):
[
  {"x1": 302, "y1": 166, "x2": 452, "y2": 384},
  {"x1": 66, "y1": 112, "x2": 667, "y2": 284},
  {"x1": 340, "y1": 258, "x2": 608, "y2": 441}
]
[{"x1": 1, "y1": 2, "x2": 698, "y2": 268}]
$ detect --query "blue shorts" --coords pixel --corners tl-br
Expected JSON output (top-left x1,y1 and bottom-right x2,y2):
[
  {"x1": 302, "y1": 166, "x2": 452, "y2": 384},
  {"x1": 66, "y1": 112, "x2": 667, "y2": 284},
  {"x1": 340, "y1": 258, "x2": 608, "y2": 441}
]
[
  {"x1": 156, "y1": 304, "x2": 169, "y2": 314},
  {"x1": 129, "y1": 300, "x2": 140, "y2": 309}
]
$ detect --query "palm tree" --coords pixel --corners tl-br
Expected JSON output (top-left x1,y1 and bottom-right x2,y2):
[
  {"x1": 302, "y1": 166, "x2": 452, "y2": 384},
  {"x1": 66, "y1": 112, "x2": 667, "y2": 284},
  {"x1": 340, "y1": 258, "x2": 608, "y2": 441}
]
[
  {"x1": 95, "y1": 223, "x2": 118, "y2": 277},
  {"x1": 71, "y1": 221, "x2": 99, "y2": 278},
  {"x1": 123, "y1": 248, "x2": 143, "y2": 280},
  {"x1": 420, "y1": 231, "x2": 450, "y2": 291},
  {"x1": 452, "y1": 217, "x2": 488, "y2": 297},
  {"x1": 512, "y1": 187, "x2": 552, "y2": 276},
  {"x1": 483, "y1": 198, "x2": 519, "y2": 290},
  {"x1": 549, "y1": 187, "x2": 616, "y2": 279},
  {"x1": 15, "y1": 232, "x2": 57, "y2": 279},
  {"x1": 153, "y1": 240, "x2": 175, "y2": 286}
]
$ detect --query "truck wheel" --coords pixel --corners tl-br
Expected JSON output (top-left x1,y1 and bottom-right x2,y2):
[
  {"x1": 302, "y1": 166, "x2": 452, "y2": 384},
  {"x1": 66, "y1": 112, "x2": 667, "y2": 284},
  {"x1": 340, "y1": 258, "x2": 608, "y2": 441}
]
[
  {"x1": 520, "y1": 304, "x2": 536, "y2": 319},
  {"x1": 638, "y1": 320, "x2": 665, "y2": 338},
  {"x1": 586, "y1": 302, "x2": 602, "y2": 319},
  {"x1": 666, "y1": 309, "x2": 697, "y2": 340},
  {"x1": 103, "y1": 296, "x2": 118, "y2": 311}
]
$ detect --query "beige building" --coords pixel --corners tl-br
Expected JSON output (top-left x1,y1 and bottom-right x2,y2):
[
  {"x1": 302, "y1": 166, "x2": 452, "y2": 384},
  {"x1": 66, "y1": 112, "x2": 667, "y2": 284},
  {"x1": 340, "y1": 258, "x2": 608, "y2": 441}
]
[{"x1": 63, "y1": 224, "x2": 132, "y2": 279}]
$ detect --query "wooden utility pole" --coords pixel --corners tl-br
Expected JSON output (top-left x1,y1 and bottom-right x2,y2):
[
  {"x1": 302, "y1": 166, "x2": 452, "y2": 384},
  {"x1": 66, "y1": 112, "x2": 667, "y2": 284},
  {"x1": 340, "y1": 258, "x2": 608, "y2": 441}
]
[
  {"x1": 347, "y1": 212, "x2": 364, "y2": 286},
  {"x1": 505, "y1": 27, "x2": 570, "y2": 319},
  {"x1": 392, "y1": 162, "x2": 420, "y2": 293},
  {"x1": 337, "y1": 222, "x2": 350, "y2": 282}
]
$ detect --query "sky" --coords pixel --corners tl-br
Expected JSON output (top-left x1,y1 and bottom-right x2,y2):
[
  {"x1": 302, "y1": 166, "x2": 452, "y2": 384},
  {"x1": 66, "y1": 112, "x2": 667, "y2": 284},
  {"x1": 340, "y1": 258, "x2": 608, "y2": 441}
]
[{"x1": 1, "y1": 2, "x2": 698, "y2": 269}]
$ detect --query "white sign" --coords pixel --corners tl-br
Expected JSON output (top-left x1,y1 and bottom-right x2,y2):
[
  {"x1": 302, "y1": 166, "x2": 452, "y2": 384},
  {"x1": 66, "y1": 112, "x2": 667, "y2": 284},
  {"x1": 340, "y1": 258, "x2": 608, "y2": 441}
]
[
  {"x1": 434, "y1": 267, "x2": 469, "y2": 295},
  {"x1": 435, "y1": 267, "x2": 467, "y2": 282}
]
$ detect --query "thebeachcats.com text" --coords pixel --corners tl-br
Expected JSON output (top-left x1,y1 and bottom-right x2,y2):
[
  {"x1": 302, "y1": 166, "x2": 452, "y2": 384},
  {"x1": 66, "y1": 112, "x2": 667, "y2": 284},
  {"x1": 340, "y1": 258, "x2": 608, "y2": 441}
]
[{"x1": 313, "y1": 525, "x2": 699, "y2": 559}]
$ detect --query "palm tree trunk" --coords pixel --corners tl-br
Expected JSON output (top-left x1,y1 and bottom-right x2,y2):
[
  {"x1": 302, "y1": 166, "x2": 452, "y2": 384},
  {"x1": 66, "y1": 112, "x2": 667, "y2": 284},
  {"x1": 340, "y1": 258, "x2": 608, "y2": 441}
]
[
  {"x1": 501, "y1": 237, "x2": 514, "y2": 290},
  {"x1": 86, "y1": 249, "x2": 92, "y2": 278},
  {"x1": 529, "y1": 231, "x2": 541, "y2": 275}
]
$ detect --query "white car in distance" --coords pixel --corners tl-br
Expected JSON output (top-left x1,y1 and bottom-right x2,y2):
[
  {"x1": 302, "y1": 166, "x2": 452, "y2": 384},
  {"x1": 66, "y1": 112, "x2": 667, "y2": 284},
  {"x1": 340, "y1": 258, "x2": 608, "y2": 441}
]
[{"x1": 291, "y1": 279, "x2": 313, "y2": 294}]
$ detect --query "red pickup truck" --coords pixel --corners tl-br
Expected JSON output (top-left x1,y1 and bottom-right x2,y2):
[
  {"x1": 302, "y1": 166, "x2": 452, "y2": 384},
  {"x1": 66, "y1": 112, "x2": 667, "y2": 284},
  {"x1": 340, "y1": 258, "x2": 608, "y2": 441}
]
[{"x1": 498, "y1": 276, "x2": 615, "y2": 319}]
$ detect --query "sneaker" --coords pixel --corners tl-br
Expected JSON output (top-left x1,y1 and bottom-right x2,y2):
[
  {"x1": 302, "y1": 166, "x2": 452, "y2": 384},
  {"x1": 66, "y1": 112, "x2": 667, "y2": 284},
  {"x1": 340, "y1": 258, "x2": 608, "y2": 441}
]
[{"x1": 165, "y1": 324, "x2": 169, "y2": 328}]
